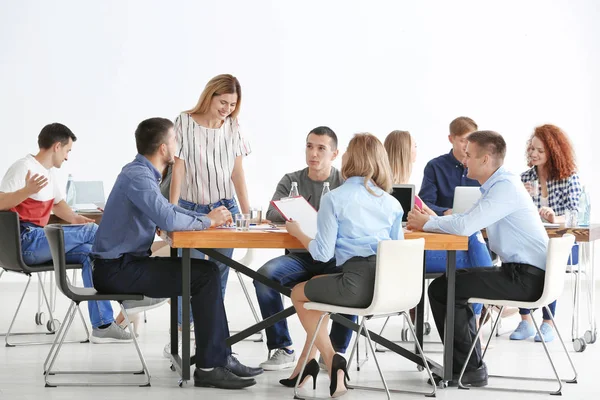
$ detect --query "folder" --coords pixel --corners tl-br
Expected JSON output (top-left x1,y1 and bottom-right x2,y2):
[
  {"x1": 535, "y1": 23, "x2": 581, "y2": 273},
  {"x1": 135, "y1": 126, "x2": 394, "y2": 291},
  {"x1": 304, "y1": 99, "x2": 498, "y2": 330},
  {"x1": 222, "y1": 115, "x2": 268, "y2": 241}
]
[{"x1": 271, "y1": 196, "x2": 318, "y2": 238}]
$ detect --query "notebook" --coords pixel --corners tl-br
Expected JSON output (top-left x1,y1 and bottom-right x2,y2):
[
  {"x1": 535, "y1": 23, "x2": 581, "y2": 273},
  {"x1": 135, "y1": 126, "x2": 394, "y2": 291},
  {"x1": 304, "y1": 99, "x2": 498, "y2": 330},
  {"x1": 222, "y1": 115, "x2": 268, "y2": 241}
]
[{"x1": 271, "y1": 196, "x2": 318, "y2": 238}]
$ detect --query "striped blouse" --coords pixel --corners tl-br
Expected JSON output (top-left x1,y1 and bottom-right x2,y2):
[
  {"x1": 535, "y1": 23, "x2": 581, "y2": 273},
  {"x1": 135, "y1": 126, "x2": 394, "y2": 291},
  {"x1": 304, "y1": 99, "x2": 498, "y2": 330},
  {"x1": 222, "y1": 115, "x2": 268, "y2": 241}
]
[{"x1": 174, "y1": 113, "x2": 251, "y2": 205}]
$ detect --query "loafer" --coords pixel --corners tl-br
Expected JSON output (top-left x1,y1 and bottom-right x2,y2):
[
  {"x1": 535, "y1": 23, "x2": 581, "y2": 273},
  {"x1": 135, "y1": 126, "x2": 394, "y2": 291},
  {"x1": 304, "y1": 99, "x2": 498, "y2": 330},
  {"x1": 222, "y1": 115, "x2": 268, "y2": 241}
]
[
  {"x1": 226, "y1": 354, "x2": 264, "y2": 377},
  {"x1": 193, "y1": 367, "x2": 256, "y2": 389}
]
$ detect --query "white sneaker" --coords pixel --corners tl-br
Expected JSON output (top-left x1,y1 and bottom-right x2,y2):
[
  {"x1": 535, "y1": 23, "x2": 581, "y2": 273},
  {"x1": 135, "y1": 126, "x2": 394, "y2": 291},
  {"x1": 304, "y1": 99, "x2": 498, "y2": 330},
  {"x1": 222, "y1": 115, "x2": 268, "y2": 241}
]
[
  {"x1": 91, "y1": 322, "x2": 134, "y2": 344},
  {"x1": 259, "y1": 348, "x2": 296, "y2": 371}
]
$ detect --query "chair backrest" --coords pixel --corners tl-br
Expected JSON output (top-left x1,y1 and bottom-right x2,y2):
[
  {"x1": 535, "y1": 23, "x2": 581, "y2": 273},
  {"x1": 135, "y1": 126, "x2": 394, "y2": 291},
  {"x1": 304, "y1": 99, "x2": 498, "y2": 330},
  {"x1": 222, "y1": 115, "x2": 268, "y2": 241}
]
[
  {"x1": 363, "y1": 238, "x2": 425, "y2": 315},
  {"x1": 43, "y1": 224, "x2": 76, "y2": 301},
  {"x1": 534, "y1": 234, "x2": 575, "y2": 307},
  {"x1": 0, "y1": 211, "x2": 29, "y2": 273}
]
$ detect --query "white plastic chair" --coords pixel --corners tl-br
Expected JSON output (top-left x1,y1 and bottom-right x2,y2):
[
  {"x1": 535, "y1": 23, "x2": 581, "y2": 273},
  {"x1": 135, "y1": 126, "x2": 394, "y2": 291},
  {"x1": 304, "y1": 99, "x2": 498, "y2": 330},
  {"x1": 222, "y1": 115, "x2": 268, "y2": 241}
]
[
  {"x1": 458, "y1": 234, "x2": 578, "y2": 395},
  {"x1": 294, "y1": 239, "x2": 435, "y2": 399}
]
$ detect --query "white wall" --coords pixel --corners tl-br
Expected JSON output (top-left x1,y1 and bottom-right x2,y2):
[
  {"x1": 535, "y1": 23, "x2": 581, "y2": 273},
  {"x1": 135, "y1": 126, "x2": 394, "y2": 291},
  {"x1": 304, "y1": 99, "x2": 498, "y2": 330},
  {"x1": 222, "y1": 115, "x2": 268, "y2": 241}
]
[{"x1": 1, "y1": 0, "x2": 599, "y2": 273}]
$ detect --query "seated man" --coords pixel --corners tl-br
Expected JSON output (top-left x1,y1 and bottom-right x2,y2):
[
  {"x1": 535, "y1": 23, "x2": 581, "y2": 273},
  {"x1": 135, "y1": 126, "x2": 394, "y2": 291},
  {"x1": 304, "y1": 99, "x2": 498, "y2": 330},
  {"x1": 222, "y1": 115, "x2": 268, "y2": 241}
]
[
  {"x1": 255, "y1": 126, "x2": 356, "y2": 371},
  {"x1": 0, "y1": 123, "x2": 134, "y2": 343},
  {"x1": 408, "y1": 130, "x2": 549, "y2": 387},
  {"x1": 91, "y1": 117, "x2": 261, "y2": 389}
]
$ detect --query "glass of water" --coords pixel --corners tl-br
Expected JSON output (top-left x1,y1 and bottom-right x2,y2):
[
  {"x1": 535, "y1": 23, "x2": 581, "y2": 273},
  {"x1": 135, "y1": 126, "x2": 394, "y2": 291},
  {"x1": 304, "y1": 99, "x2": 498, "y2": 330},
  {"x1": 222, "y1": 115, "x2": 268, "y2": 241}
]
[
  {"x1": 565, "y1": 209, "x2": 578, "y2": 228},
  {"x1": 250, "y1": 207, "x2": 263, "y2": 224},
  {"x1": 235, "y1": 213, "x2": 250, "y2": 231}
]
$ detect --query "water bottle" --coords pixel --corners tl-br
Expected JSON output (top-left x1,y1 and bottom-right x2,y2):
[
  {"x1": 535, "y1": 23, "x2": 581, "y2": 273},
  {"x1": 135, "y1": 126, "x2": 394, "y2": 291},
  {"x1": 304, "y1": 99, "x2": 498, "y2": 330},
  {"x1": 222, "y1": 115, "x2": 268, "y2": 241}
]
[
  {"x1": 65, "y1": 174, "x2": 76, "y2": 206},
  {"x1": 578, "y1": 186, "x2": 591, "y2": 227},
  {"x1": 320, "y1": 182, "x2": 330, "y2": 205},
  {"x1": 288, "y1": 181, "x2": 299, "y2": 197}
]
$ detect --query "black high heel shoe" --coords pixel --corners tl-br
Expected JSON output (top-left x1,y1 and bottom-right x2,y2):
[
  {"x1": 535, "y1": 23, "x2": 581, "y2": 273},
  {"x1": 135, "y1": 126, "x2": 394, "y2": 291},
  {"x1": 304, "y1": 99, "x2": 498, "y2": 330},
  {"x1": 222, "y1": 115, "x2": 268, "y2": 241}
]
[
  {"x1": 329, "y1": 354, "x2": 350, "y2": 398},
  {"x1": 279, "y1": 359, "x2": 319, "y2": 389}
]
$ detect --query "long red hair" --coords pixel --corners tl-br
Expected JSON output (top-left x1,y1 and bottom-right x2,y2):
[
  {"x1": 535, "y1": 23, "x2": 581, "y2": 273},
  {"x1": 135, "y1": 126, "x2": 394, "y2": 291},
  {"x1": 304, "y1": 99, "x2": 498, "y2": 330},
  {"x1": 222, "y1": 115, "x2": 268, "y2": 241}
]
[{"x1": 526, "y1": 124, "x2": 576, "y2": 180}]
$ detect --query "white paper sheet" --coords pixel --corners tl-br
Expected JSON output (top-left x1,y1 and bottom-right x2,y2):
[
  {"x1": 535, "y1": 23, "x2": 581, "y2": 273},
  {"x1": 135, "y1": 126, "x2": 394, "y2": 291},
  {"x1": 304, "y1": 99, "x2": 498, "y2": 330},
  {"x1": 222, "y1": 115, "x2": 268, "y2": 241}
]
[{"x1": 271, "y1": 197, "x2": 318, "y2": 238}]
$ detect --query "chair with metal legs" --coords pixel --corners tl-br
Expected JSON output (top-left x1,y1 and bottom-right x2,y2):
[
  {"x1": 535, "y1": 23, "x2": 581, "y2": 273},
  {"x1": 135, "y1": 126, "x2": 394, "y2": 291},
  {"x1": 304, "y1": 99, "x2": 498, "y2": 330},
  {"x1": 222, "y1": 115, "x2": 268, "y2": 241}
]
[
  {"x1": 43, "y1": 224, "x2": 151, "y2": 387},
  {"x1": 0, "y1": 211, "x2": 89, "y2": 346},
  {"x1": 232, "y1": 248, "x2": 264, "y2": 342},
  {"x1": 458, "y1": 234, "x2": 578, "y2": 395},
  {"x1": 294, "y1": 239, "x2": 436, "y2": 400}
]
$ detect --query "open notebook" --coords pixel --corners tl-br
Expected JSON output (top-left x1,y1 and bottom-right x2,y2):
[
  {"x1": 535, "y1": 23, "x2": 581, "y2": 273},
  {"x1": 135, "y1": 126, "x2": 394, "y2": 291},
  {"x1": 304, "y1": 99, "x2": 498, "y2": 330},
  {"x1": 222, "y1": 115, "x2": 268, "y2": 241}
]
[{"x1": 271, "y1": 196, "x2": 318, "y2": 238}]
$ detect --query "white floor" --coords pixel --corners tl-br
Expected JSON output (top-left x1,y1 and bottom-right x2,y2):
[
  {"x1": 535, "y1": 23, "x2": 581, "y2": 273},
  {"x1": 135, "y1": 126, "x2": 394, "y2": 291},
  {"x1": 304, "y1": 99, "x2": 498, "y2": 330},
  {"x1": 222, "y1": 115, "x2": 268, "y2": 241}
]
[{"x1": 0, "y1": 273, "x2": 598, "y2": 400}]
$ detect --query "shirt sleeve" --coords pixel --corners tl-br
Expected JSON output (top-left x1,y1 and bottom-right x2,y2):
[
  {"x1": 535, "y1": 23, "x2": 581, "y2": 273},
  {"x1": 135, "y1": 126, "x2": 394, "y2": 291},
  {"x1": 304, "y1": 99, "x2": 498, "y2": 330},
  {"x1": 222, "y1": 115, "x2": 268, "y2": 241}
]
[
  {"x1": 0, "y1": 162, "x2": 29, "y2": 193},
  {"x1": 265, "y1": 174, "x2": 293, "y2": 223},
  {"x1": 565, "y1": 173, "x2": 582, "y2": 212},
  {"x1": 390, "y1": 208, "x2": 405, "y2": 240},
  {"x1": 307, "y1": 192, "x2": 338, "y2": 262},
  {"x1": 423, "y1": 180, "x2": 518, "y2": 236},
  {"x1": 233, "y1": 118, "x2": 251, "y2": 157},
  {"x1": 174, "y1": 114, "x2": 185, "y2": 159},
  {"x1": 418, "y1": 161, "x2": 447, "y2": 216},
  {"x1": 126, "y1": 173, "x2": 210, "y2": 231}
]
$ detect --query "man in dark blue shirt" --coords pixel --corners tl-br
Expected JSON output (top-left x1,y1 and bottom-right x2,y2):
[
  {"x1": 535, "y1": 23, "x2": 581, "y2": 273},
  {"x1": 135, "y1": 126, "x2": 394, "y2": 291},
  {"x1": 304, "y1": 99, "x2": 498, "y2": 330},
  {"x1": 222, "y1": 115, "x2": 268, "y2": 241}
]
[
  {"x1": 418, "y1": 117, "x2": 480, "y2": 216},
  {"x1": 91, "y1": 118, "x2": 260, "y2": 390}
]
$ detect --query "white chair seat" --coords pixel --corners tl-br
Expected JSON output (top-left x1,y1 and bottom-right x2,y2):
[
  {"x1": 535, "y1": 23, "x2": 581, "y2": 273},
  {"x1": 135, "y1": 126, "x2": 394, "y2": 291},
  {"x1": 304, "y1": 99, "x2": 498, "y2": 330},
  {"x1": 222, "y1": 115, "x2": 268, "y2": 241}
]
[
  {"x1": 304, "y1": 302, "x2": 372, "y2": 316},
  {"x1": 468, "y1": 297, "x2": 548, "y2": 309}
]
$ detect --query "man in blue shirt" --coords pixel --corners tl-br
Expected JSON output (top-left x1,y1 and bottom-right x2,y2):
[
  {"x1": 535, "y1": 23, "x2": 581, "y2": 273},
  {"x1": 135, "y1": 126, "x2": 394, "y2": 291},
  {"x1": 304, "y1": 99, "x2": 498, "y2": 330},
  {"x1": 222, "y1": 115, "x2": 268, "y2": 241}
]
[
  {"x1": 408, "y1": 131, "x2": 549, "y2": 387},
  {"x1": 418, "y1": 117, "x2": 480, "y2": 216},
  {"x1": 91, "y1": 118, "x2": 261, "y2": 390}
]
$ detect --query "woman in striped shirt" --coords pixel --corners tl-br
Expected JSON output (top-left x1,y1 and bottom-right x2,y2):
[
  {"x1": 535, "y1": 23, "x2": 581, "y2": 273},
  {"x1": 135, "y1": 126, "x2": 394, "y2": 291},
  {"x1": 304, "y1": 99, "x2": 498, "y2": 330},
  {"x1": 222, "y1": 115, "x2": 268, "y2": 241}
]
[{"x1": 170, "y1": 74, "x2": 252, "y2": 298}]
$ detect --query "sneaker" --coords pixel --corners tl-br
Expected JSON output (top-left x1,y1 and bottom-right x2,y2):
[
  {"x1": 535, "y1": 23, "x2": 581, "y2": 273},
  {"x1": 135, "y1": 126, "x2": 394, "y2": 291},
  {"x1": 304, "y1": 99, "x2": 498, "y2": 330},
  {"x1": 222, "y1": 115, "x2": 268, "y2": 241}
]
[
  {"x1": 91, "y1": 322, "x2": 134, "y2": 344},
  {"x1": 534, "y1": 322, "x2": 555, "y2": 343},
  {"x1": 259, "y1": 348, "x2": 295, "y2": 371},
  {"x1": 509, "y1": 320, "x2": 536, "y2": 340},
  {"x1": 123, "y1": 297, "x2": 169, "y2": 316},
  {"x1": 226, "y1": 354, "x2": 263, "y2": 377},
  {"x1": 193, "y1": 367, "x2": 256, "y2": 389}
]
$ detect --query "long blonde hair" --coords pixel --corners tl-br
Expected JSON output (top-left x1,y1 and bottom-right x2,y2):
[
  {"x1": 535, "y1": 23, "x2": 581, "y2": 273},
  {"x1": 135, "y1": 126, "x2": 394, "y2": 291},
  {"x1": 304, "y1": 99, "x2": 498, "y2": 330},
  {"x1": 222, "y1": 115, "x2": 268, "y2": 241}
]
[
  {"x1": 185, "y1": 74, "x2": 242, "y2": 119},
  {"x1": 384, "y1": 130, "x2": 412, "y2": 184},
  {"x1": 341, "y1": 133, "x2": 393, "y2": 195}
]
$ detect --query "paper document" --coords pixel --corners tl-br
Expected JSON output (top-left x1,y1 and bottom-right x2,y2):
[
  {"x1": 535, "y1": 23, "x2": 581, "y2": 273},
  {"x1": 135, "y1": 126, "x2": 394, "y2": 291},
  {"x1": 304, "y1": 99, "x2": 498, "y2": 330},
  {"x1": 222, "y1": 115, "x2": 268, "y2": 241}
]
[
  {"x1": 73, "y1": 203, "x2": 102, "y2": 212},
  {"x1": 271, "y1": 196, "x2": 318, "y2": 238}
]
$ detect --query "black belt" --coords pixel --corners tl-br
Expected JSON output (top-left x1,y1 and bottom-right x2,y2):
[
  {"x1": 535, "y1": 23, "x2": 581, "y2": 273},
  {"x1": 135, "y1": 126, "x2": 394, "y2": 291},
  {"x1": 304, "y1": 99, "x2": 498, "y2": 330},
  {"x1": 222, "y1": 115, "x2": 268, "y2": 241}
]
[{"x1": 514, "y1": 264, "x2": 545, "y2": 277}]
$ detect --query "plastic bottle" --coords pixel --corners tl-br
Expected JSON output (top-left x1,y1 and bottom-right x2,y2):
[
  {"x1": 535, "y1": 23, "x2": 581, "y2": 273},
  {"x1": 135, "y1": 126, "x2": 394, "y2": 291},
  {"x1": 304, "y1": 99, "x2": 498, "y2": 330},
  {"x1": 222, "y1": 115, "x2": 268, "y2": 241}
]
[
  {"x1": 288, "y1": 181, "x2": 299, "y2": 197},
  {"x1": 65, "y1": 174, "x2": 76, "y2": 206},
  {"x1": 578, "y1": 186, "x2": 591, "y2": 227}
]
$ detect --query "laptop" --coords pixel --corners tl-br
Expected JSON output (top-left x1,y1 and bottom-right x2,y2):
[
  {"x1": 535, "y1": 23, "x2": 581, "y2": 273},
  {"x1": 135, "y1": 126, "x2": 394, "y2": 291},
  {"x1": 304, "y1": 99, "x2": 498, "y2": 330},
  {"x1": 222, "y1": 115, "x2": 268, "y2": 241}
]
[
  {"x1": 390, "y1": 184, "x2": 415, "y2": 226},
  {"x1": 73, "y1": 181, "x2": 106, "y2": 211},
  {"x1": 452, "y1": 186, "x2": 481, "y2": 214}
]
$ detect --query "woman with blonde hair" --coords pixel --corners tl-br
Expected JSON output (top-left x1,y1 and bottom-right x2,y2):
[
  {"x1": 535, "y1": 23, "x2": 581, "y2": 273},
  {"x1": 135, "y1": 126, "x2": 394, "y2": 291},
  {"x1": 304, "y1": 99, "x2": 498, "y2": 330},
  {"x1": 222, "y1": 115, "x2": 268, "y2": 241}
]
[{"x1": 285, "y1": 133, "x2": 404, "y2": 397}]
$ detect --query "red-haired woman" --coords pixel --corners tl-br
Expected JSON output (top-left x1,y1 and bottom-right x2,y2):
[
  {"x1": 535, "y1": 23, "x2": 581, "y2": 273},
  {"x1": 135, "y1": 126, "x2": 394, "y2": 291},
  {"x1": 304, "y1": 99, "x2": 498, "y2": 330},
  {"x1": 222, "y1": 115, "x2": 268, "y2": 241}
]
[{"x1": 510, "y1": 124, "x2": 582, "y2": 342}]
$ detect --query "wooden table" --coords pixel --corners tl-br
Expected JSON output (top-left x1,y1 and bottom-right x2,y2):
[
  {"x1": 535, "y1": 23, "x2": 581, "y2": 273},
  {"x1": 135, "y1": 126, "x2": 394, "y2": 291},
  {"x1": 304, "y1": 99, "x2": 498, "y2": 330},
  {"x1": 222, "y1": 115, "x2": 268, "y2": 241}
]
[
  {"x1": 48, "y1": 212, "x2": 103, "y2": 225},
  {"x1": 165, "y1": 228, "x2": 467, "y2": 385}
]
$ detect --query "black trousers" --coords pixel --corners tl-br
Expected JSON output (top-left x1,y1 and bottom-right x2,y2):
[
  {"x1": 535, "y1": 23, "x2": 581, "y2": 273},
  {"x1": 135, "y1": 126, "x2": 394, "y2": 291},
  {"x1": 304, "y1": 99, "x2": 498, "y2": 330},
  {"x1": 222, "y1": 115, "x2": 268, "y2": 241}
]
[
  {"x1": 92, "y1": 254, "x2": 231, "y2": 368},
  {"x1": 428, "y1": 263, "x2": 545, "y2": 372}
]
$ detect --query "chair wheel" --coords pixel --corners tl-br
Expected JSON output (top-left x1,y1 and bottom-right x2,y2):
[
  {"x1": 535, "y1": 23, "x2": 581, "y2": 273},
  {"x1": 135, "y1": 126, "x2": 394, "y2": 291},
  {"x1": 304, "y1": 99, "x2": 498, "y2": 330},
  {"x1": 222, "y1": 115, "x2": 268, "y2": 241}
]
[
  {"x1": 170, "y1": 364, "x2": 176, "y2": 371},
  {"x1": 584, "y1": 330, "x2": 596, "y2": 344},
  {"x1": 417, "y1": 365, "x2": 424, "y2": 372},
  {"x1": 424, "y1": 322, "x2": 432, "y2": 336},
  {"x1": 438, "y1": 380, "x2": 448, "y2": 388},
  {"x1": 401, "y1": 328, "x2": 409, "y2": 342},
  {"x1": 35, "y1": 312, "x2": 45, "y2": 326},
  {"x1": 573, "y1": 338, "x2": 587, "y2": 352},
  {"x1": 46, "y1": 319, "x2": 60, "y2": 332}
]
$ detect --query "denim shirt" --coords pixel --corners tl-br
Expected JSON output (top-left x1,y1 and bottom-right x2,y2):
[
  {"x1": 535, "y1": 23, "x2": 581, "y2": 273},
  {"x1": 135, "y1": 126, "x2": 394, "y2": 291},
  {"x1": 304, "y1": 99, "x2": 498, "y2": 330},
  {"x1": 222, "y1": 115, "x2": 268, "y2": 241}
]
[
  {"x1": 308, "y1": 176, "x2": 404, "y2": 266},
  {"x1": 423, "y1": 167, "x2": 549, "y2": 270},
  {"x1": 91, "y1": 154, "x2": 211, "y2": 259}
]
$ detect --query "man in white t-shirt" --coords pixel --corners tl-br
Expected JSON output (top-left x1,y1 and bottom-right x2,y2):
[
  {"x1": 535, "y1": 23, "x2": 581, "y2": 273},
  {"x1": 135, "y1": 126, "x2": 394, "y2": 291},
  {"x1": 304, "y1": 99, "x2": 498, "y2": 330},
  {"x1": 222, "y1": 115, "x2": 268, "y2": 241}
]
[{"x1": 0, "y1": 123, "x2": 132, "y2": 343}]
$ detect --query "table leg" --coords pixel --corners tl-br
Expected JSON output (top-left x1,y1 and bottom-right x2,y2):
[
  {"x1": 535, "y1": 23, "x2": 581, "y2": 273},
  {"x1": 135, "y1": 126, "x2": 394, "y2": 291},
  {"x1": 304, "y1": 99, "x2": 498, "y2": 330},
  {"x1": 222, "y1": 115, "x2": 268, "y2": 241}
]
[
  {"x1": 181, "y1": 248, "x2": 191, "y2": 382},
  {"x1": 415, "y1": 257, "x2": 426, "y2": 353},
  {"x1": 443, "y1": 250, "x2": 456, "y2": 382}
]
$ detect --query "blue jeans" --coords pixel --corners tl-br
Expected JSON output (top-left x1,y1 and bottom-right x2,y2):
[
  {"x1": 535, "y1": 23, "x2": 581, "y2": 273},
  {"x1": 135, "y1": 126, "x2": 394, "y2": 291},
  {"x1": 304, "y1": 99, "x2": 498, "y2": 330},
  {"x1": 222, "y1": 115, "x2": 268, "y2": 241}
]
[
  {"x1": 425, "y1": 232, "x2": 493, "y2": 315},
  {"x1": 20, "y1": 223, "x2": 113, "y2": 329},
  {"x1": 177, "y1": 198, "x2": 240, "y2": 325},
  {"x1": 253, "y1": 252, "x2": 357, "y2": 352}
]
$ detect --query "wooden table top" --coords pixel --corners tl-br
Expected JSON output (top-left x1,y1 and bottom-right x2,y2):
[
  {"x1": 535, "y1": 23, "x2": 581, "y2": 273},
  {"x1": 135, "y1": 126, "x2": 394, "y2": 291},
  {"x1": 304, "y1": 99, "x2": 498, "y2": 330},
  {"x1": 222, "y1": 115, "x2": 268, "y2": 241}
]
[
  {"x1": 543, "y1": 224, "x2": 600, "y2": 242},
  {"x1": 165, "y1": 228, "x2": 469, "y2": 251},
  {"x1": 48, "y1": 212, "x2": 103, "y2": 225}
]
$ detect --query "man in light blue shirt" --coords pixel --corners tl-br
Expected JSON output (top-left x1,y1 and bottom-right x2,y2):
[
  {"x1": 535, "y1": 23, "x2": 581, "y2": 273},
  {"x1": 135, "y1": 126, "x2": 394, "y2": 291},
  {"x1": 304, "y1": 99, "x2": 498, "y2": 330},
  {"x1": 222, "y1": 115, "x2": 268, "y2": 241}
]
[
  {"x1": 92, "y1": 118, "x2": 260, "y2": 390},
  {"x1": 408, "y1": 130, "x2": 549, "y2": 387}
]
